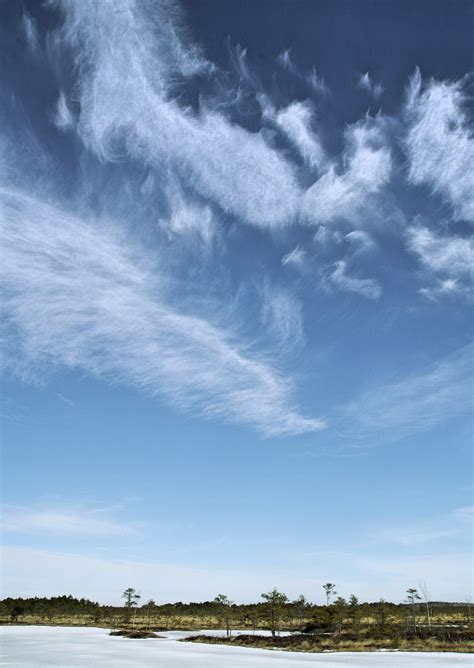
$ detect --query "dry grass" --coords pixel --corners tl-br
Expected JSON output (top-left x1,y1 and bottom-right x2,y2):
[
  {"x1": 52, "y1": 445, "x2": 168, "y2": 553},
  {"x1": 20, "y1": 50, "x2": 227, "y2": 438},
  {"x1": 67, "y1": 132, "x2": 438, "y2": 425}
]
[{"x1": 186, "y1": 633, "x2": 474, "y2": 654}]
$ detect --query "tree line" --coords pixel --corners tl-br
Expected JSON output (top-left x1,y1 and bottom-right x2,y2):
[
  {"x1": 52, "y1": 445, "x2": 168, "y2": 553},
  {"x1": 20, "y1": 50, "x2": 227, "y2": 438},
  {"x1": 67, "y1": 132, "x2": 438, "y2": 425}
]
[{"x1": 1, "y1": 584, "x2": 471, "y2": 639}]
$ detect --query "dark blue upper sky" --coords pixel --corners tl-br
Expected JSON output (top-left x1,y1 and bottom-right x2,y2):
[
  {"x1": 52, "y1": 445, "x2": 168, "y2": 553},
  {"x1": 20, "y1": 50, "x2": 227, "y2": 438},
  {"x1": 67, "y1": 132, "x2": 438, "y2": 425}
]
[{"x1": 184, "y1": 0, "x2": 473, "y2": 107}]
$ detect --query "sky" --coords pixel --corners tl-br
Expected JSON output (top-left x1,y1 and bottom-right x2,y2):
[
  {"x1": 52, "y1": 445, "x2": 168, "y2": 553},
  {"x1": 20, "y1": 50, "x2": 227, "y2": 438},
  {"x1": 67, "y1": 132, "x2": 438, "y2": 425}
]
[{"x1": 0, "y1": 0, "x2": 473, "y2": 605}]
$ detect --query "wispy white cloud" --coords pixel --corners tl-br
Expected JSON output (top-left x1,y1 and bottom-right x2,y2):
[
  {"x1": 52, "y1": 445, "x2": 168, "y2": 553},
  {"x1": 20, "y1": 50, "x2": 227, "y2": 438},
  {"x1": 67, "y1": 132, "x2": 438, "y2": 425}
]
[
  {"x1": 226, "y1": 41, "x2": 262, "y2": 93},
  {"x1": 1, "y1": 501, "x2": 139, "y2": 538},
  {"x1": 281, "y1": 245, "x2": 307, "y2": 268},
  {"x1": 21, "y1": 11, "x2": 39, "y2": 53},
  {"x1": 54, "y1": 91, "x2": 75, "y2": 132},
  {"x1": 313, "y1": 225, "x2": 342, "y2": 247},
  {"x1": 276, "y1": 51, "x2": 328, "y2": 96},
  {"x1": 306, "y1": 68, "x2": 328, "y2": 96},
  {"x1": 260, "y1": 282, "x2": 304, "y2": 352},
  {"x1": 419, "y1": 278, "x2": 465, "y2": 302},
  {"x1": 0, "y1": 187, "x2": 324, "y2": 437},
  {"x1": 358, "y1": 72, "x2": 383, "y2": 99},
  {"x1": 356, "y1": 553, "x2": 472, "y2": 600},
  {"x1": 46, "y1": 0, "x2": 472, "y2": 260},
  {"x1": 285, "y1": 503, "x2": 473, "y2": 600},
  {"x1": 342, "y1": 343, "x2": 473, "y2": 441},
  {"x1": 404, "y1": 70, "x2": 474, "y2": 223},
  {"x1": 160, "y1": 173, "x2": 217, "y2": 249},
  {"x1": 267, "y1": 100, "x2": 326, "y2": 171},
  {"x1": 345, "y1": 230, "x2": 375, "y2": 253},
  {"x1": 50, "y1": 0, "x2": 301, "y2": 229},
  {"x1": 276, "y1": 48, "x2": 295, "y2": 73},
  {"x1": 376, "y1": 506, "x2": 473, "y2": 547},
  {"x1": 325, "y1": 260, "x2": 382, "y2": 300},
  {"x1": 407, "y1": 226, "x2": 473, "y2": 298},
  {"x1": 56, "y1": 393, "x2": 74, "y2": 407},
  {"x1": 0, "y1": 545, "x2": 325, "y2": 604},
  {"x1": 407, "y1": 226, "x2": 473, "y2": 276},
  {"x1": 302, "y1": 114, "x2": 392, "y2": 225}
]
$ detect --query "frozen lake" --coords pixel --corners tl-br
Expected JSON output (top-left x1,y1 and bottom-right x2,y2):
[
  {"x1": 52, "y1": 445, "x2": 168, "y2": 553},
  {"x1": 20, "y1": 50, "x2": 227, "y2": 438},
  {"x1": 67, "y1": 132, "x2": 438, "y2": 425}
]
[{"x1": 0, "y1": 626, "x2": 471, "y2": 667}]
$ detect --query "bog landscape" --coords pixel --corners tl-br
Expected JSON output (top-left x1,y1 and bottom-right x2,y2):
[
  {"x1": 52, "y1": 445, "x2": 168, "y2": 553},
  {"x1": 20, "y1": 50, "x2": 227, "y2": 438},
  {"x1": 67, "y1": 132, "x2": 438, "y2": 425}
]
[
  {"x1": 0, "y1": 0, "x2": 472, "y2": 665},
  {"x1": 1, "y1": 587, "x2": 474, "y2": 654}
]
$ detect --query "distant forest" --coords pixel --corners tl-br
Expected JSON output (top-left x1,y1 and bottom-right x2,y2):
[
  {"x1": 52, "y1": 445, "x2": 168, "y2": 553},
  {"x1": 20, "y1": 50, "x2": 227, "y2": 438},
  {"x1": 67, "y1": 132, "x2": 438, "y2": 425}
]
[{"x1": 1, "y1": 588, "x2": 471, "y2": 630}]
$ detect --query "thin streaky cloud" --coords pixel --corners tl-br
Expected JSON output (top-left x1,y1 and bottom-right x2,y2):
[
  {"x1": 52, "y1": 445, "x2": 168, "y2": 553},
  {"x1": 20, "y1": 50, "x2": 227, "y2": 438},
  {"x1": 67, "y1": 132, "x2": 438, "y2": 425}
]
[
  {"x1": 21, "y1": 11, "x2": 39, "y2": 53},
  {"x1": 306, "y1": 68, "x2": 329, "y2": 96},
  {"x1": 0, "y1": 187, "x2": 325, "y2": 437},
  {"x1": 325, "y1": 261, "x2": 382, "y2": 301},
  {"x1": 281, "y1": 245, "x2": 307, "y2": 268},
  {"x1": 345, "y1": 230, "x2": 375, "y2": 254},
  {"x1": 341, "y1": 343, "x2": 473, "y2": 442},
  {"x1": 3, "y1": 545, "x2": 471, "y2": 603},
  {"x1": 1, "y1": 501, "x2": 140, "y2": 538},
  {"x1": 375, "y1": 506, "x2": 473, "y2": 547},
  {"x1": 358, "y1": 72, "x2": 384, "y2": 99},
  {"x1": 276, "y1": 48, "x2": 296, "y2": 74},
  {"x1": 419, "y1": 278, "x2": 464, "y2": 302},
  {"x1": 260, "y1": 282, "x2": 305, "y2": 353}
]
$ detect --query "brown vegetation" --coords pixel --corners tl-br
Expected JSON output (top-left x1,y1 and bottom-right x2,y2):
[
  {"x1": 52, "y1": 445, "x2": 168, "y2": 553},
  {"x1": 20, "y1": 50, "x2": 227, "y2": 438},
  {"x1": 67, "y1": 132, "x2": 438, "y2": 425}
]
[
  {"x1": 1, "y1": 592, "x2": 472, "y2": 653},
  {"x1": 186, "y1": 632, "x2": 473, "y2": 654},
  {"x1": 109, "y1": 629, "x2": 162, "y2": 639}
]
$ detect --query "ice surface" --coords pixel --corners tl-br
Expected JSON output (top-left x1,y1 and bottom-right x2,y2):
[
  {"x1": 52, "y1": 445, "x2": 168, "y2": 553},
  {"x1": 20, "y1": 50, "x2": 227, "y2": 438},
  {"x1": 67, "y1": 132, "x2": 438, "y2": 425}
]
[{"x1": 0, "y1": 626, "x2": 471, "y2": 667}]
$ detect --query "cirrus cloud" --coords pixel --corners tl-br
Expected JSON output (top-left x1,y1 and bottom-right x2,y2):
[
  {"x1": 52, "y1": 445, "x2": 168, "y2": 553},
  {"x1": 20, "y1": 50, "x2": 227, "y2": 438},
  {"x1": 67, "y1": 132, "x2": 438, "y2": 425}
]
[{"x1": 0, "y1": 187, "x2": 324, "y2": 437}]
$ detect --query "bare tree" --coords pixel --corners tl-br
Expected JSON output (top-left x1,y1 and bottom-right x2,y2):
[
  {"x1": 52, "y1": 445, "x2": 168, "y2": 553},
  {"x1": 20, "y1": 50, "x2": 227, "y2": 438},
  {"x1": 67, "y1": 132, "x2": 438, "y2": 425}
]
[
  {"x1": 465, "y1": 596, "x2": 472, "y2": 625},
  {"x1": 406, "y1": 588, "x2": 421, "y2": 632},
  {"x1": 419, "y1": 581, "x2": 431, "y2": 629}
]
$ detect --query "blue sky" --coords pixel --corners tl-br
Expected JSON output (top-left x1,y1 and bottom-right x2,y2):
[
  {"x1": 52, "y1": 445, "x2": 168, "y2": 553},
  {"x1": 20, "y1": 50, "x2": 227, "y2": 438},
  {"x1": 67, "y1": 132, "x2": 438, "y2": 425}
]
[{"x1": 0, "y1": 0, "x2": 472, "y2": 604}]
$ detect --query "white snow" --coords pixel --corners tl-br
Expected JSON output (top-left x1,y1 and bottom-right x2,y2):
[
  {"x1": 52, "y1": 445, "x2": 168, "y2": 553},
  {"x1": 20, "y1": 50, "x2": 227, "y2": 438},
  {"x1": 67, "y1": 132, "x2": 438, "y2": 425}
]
[{"x1": 0, "y1": 626, "x2": 471, "y2": 667}]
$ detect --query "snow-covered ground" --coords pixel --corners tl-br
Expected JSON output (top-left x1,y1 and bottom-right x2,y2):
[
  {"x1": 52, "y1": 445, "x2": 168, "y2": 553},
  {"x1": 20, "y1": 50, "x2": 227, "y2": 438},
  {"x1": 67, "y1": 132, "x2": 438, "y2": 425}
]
[{"x1": 0, "y1": 626, "x2": 471, "y2": 667}]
